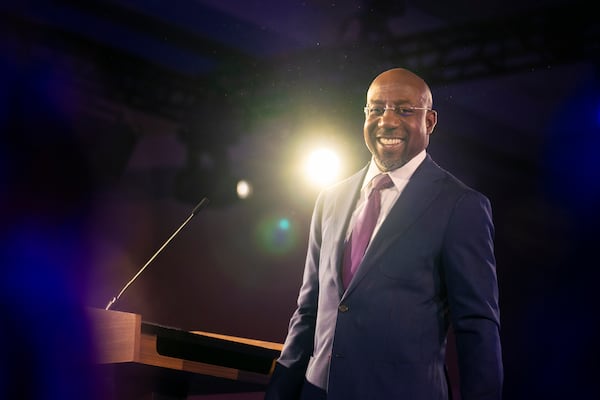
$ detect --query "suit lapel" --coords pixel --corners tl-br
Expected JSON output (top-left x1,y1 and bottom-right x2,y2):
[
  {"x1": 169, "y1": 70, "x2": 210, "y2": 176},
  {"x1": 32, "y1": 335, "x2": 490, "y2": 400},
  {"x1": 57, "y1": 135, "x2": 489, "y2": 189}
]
[
  {"x1": 328, "y1": 166, "x2": 367, "y2": 296},
  {"x1": 342, "y1": 155, "x2": 446, "y2": 297}
]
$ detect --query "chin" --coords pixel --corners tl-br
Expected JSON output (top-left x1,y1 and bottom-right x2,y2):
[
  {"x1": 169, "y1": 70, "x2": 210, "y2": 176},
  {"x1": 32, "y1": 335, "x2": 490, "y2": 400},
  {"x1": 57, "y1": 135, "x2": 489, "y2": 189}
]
[
  {"x1": 377, "y1": 161, "x2": 404, "y2": 172},
  {"x1": 376, "y1": 158, "x2": 405, "y2": 172}
]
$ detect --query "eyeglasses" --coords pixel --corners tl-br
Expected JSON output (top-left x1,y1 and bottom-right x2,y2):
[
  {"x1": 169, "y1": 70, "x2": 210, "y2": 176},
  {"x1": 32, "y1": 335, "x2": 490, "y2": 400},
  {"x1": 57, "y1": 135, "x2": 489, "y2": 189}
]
[{"x1": 364, "y1": 105, "x2": 432, "y2": 118}]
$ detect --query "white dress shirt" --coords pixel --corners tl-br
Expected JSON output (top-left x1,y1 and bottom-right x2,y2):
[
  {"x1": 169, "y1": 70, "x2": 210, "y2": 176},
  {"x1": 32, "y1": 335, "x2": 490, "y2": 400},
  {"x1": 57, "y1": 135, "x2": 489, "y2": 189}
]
[{"x1": 345, "y1": 149, "x2": 427, "y2": 245}]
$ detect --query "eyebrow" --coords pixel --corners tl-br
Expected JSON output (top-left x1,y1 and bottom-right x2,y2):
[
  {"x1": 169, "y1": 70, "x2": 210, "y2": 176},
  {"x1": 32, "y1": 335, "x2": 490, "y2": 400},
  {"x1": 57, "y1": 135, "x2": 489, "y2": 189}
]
[{"x1": 367, "y1": 99, "x2": 412, "y2": 105}]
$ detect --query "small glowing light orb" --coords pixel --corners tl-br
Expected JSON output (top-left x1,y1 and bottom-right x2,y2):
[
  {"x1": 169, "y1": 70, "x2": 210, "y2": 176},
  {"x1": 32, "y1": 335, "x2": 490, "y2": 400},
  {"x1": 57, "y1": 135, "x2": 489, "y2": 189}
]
[
  {"x1": 236, "y1": 180, "x2": 252, "y2": 199},
  {"x1": 305, "y1": 148, "x2": 340, "y2": 187},
  {"x1": 278, "y1": 218, "x2": 290, "y2": 230},
  {"x1": 256, "y1": 216, "x2": 297, "y2": 255}
]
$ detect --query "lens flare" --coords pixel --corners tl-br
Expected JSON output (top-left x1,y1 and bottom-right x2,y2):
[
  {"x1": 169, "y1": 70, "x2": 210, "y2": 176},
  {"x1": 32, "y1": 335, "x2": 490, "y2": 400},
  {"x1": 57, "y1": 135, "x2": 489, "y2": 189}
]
[
  {"x1": 236, "y1": 180, "x2": 252, "y2": 199},
  {"x1": 256, "y1": 216, "x2": 296, "y2": 256}
]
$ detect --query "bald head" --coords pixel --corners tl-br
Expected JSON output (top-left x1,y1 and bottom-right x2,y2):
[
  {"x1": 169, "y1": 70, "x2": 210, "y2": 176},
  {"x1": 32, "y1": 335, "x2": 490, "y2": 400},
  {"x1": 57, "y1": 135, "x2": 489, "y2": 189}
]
[{"x1": 367, "y1": 68, "x2": 433, "y2": 109}]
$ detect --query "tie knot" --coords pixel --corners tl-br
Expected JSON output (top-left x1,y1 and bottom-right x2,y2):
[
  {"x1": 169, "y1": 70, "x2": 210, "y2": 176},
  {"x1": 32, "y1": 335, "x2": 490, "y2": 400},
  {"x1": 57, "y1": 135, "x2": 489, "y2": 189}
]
[{"x1": 371, "y1": 173, "x2": 393, "y2": 192}]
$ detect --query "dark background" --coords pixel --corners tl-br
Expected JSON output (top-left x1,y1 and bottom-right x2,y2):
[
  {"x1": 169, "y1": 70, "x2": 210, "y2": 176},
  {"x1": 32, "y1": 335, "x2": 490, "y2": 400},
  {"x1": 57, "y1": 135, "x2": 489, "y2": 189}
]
[{"x1": 1, "y1": 1, "x2": 598, "y2": 399}]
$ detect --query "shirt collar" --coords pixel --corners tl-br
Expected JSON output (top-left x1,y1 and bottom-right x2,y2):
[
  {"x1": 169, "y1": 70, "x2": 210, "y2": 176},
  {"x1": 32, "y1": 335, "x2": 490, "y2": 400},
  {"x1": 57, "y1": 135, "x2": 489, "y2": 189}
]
[{"x1": 362, "y1": 150, "x2": 427, "y2": 191}]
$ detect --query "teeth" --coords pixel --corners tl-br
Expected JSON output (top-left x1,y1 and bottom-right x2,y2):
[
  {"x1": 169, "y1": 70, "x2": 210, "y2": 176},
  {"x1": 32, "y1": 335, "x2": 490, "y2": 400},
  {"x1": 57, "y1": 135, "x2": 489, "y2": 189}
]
[{"x1": 379, "y1": 137, "x2": 402, "y2": 145}]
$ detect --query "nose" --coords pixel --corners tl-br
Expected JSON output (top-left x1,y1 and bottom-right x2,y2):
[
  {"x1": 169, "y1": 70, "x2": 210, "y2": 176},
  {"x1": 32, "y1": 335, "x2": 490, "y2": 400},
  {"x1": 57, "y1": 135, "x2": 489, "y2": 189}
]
[{"x1": 378, "y1": 108, "x2": 400, "y2": 128}]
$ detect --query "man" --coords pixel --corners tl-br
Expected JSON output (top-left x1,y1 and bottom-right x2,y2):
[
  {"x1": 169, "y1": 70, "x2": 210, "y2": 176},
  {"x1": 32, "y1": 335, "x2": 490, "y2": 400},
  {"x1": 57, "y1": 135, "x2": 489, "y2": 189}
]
[{"x1": 265, "y1": 67, "x2": 503, "y2": 399}]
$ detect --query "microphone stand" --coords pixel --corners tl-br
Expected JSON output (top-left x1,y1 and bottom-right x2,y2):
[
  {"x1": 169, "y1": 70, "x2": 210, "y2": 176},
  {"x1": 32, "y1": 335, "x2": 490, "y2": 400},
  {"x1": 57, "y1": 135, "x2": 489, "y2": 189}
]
[{"x1": 105, "y1": 197, "x2": 210, "y2": 311}]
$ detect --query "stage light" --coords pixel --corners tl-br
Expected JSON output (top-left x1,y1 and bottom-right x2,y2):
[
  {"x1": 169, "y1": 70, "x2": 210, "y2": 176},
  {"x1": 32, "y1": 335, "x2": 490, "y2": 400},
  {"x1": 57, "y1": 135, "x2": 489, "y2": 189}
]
[
  {"x1": 304, "y1": 147, "x2": 340, "y2": 187},
  {"x1": 236, "y1": 180, "x2": 252, "y2": 199}
]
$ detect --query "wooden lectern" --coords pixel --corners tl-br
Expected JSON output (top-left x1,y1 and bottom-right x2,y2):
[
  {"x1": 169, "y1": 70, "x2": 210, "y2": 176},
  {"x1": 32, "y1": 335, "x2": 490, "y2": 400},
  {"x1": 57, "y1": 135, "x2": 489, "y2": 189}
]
[{"x1": 88, "y1": 308, "x2": 282, "y2": 399}]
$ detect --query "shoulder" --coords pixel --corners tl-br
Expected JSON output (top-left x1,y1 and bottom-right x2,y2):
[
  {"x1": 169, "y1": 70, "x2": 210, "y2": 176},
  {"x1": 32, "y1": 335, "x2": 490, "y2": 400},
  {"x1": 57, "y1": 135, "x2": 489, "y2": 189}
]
[
  {"x1": 318, "y1": 166, "x2": 366, "y2": 201},
  {"x1": 425, "y1": 156, "x2": 491, "y2": 204}
]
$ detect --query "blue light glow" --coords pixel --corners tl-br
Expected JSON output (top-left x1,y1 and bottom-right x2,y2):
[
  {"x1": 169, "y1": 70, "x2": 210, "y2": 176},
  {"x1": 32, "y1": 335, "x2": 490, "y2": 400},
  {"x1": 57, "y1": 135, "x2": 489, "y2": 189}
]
[{"x1": 278, "y1": 218, "x2": 290, "y2": 230}]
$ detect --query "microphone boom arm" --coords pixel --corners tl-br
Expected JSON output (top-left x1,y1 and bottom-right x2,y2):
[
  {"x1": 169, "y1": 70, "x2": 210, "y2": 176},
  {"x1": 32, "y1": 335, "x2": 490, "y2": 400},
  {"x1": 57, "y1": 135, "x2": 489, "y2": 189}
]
[{"x1": 105, "y1": 197, "x2": 209, "y2": 311}]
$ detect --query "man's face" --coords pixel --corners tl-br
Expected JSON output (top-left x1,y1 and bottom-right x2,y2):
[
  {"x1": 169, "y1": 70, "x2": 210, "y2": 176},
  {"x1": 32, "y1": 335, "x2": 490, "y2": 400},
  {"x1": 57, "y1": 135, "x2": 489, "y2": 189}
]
[{"x1": 363, "y1": 72, "x2": 437, "y2": 172}]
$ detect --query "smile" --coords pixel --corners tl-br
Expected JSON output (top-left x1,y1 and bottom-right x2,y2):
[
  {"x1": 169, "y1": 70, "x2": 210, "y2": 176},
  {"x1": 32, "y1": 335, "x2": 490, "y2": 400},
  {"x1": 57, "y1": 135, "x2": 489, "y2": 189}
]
[{"x1": 378, "y1": 137, "x2": 404, "y2": 145}]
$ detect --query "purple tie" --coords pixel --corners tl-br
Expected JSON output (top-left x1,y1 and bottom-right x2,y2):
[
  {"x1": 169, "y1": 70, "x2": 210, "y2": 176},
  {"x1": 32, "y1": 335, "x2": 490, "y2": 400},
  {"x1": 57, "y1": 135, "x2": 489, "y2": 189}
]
[{"x1": 342, "y1": 173, "x2": 394, "y2": 289}]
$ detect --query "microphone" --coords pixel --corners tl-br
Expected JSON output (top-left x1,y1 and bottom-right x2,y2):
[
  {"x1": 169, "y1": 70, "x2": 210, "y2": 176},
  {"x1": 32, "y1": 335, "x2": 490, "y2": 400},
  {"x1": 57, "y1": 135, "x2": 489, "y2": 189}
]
[{"x1": 105, "y1": 197, "x2": 210, "y2": 311}]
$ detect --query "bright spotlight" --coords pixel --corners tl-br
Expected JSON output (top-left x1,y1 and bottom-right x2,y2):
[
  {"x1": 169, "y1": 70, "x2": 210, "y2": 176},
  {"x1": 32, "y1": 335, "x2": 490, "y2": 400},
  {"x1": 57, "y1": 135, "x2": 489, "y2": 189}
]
[
  {"x1": 236, "y1": 180, "x2": 253, "y2": 199},
  {"x1": 305, "y1": 148, "x2": 340, "y2": 187}
]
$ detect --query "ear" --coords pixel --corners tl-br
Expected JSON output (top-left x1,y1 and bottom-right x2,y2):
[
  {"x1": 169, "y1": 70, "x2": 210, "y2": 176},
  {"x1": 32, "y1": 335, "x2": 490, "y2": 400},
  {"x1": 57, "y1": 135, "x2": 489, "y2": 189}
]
[{"x1": 426, "y1": 110, "x2": 437, "y2": 135}]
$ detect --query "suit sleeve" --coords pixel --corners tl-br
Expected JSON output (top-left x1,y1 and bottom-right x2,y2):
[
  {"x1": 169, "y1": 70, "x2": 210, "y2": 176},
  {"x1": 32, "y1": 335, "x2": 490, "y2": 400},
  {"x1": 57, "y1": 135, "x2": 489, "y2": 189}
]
[
  {"x1": 442, "y1": 190, "x2": 503, "y2": 400},
  {"x1": 264, "y1": 192, "x2": 325, "y2": 400}
]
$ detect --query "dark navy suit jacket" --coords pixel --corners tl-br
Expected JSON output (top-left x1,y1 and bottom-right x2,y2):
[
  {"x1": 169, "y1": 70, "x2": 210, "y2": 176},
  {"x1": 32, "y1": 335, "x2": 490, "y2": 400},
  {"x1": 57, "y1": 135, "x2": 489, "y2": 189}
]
[{"x1": 265, "y1": 155, "x2": 503, "y2": 400}]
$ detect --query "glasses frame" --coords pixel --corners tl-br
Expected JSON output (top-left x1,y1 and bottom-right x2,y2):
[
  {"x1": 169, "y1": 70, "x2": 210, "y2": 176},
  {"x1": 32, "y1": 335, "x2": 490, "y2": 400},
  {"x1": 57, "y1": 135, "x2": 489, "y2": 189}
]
[{"x1": 364, "y1": 105, "x2": 433, "y2": 118}]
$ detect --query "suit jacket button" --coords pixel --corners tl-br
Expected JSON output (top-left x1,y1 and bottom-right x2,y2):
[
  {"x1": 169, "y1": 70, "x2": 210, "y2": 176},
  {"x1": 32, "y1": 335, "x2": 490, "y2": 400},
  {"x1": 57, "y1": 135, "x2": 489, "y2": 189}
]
[{"x1": 338, "y1": 304, "x2": 349, "y2": 312}]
